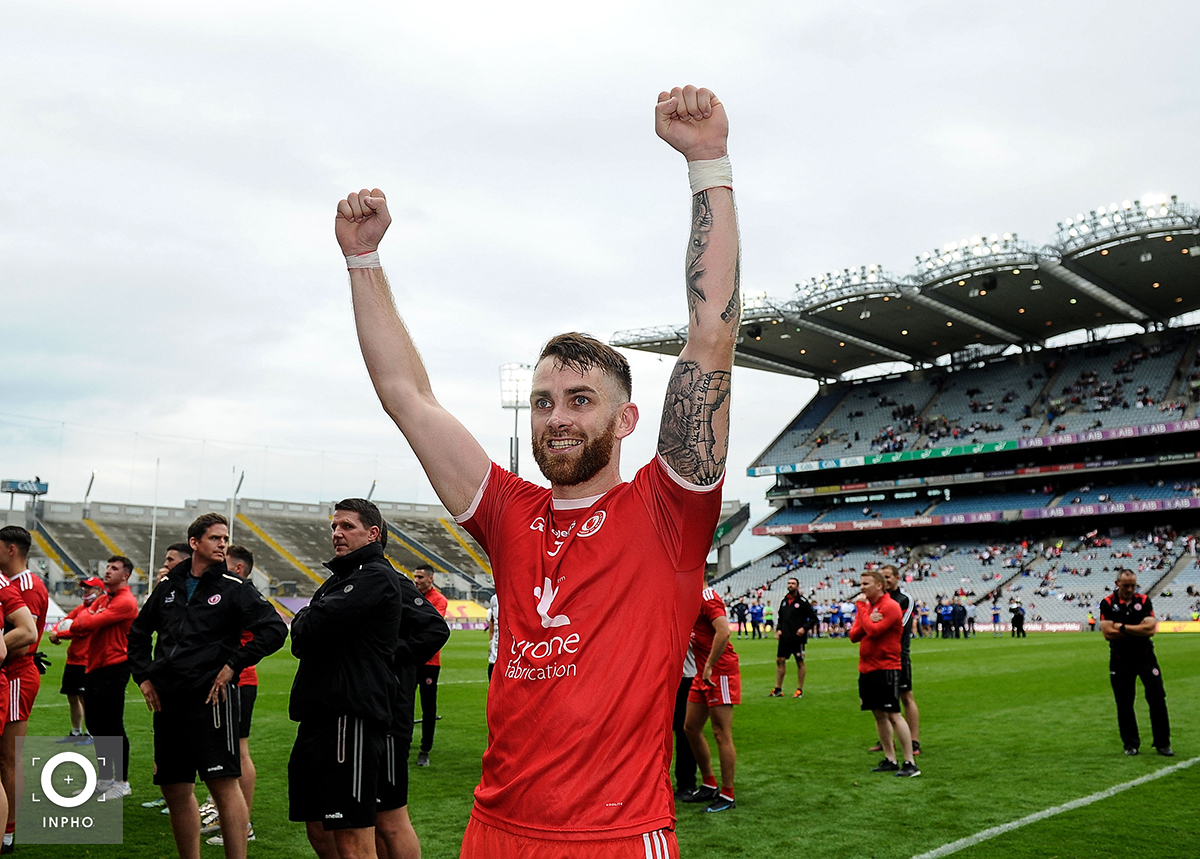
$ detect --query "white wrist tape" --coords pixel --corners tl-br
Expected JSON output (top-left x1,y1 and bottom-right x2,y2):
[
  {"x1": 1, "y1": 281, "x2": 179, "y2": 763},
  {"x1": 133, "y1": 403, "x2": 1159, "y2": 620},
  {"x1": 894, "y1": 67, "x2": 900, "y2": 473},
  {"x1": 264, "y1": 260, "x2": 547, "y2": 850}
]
[
  {"x1": 688, "y1": 156, "x2": 733, "y2": 195},
  {"x1": 346, "y1": 251, "x2": 381, "y2": 269}
]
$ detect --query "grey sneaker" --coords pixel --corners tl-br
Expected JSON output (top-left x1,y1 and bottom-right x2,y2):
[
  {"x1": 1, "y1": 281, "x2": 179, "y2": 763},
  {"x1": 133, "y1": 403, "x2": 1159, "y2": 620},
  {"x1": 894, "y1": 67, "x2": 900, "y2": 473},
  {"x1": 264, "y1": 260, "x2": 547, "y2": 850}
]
[
  {"x1": 896, "y1": 762, "x2": 921, "y2": 778},
  {"x1": 416, "y1": 751, "x2": 430, "y2": 767}
]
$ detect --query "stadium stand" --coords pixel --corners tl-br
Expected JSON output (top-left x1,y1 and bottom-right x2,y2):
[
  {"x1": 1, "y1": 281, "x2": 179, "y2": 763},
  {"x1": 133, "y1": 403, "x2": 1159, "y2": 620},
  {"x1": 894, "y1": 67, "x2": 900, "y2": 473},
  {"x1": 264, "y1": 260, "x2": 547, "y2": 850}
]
[
  {"x1": 918, "y1": 357, "x2": 1052, "y2": 448},
  {"x1": 752, "y1": 390, "x2": 846, "y2": 468},
  {"x1": 930, "y1": 489, "x2": 1053, "y2": 515},
  {"x1": 1154, "y1": 560, "x2": 1200, "y2": 621}
]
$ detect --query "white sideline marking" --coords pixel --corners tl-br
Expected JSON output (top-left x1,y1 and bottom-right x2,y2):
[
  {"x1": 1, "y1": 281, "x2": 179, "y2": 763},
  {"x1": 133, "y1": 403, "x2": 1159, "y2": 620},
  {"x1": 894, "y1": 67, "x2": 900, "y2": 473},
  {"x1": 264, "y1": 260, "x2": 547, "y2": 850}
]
[{"x1": 912, "y1": 755, "x2": 1200, "y2": 859}]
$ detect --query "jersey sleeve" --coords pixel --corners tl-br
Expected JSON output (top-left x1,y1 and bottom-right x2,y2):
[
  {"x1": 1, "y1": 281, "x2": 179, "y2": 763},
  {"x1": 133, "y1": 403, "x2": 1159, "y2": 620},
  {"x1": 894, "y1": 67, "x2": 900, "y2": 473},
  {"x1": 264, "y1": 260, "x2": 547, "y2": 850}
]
[
  {"x1": 1098, "y1": 597, "x2": 1114, "y2": 621},
  {"x1": 0, "y1": 585, "x2": 27, "y2": 624},
  {"x1": 700, "y1": 590, "x2": 727, "y2": 623},
  {"x1": 632, "y1": 456, "x2": 724, "y2": 571},
  {"x1": 455, "y1": 462, "x2": 523, "y2": 558},
  {"x1": 1142, "y1": 596, "x2": 1155, "y2": 617}
]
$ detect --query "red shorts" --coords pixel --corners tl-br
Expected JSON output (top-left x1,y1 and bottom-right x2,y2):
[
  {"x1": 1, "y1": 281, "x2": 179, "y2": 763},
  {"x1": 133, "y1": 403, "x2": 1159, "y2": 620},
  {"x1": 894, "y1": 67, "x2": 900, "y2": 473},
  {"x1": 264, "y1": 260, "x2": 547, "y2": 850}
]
[
  {"x1": 7, "y1": 662, "x2": 41, "y2": 723},
  {"x1": 460, "y1": 816, "x2": 679, "y2": 859},
  {"x1": 0, "y1": 674, "x2": 9, "y2": 731},
  {"x1": 688, "y1": 673, "x2": 740, "y2": 707}
]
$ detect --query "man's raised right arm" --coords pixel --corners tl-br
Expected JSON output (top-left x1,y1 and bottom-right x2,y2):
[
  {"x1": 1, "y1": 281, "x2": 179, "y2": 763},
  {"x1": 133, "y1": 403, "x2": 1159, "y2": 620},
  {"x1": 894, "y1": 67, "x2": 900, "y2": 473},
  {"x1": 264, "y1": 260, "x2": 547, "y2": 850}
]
[{"x1": 337, "y1": 189, "x2": 491, "y2": 517}]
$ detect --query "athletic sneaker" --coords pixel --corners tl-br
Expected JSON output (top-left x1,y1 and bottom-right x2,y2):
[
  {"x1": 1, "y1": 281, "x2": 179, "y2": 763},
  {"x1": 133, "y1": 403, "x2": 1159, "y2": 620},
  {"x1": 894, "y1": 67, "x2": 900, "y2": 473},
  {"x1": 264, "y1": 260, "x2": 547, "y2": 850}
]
[
  {"x1": 868, "y1": 742, "x2": 884, "y2": 752},
  {"x1": 912, "y1": 740, "x2": 922, "y2": 756},
  {"x1": 200, "y1": 818, "x2": 222, "y2": 836},
  {"x1": 896, "y1": 762, "x2": 921, "y2": 778},
  {"x1": 416, "y1": 751, "x2": 430, "y2": 767},
  {"x1": 207, "y1": 824, "x2": 255, "y2": 846},
  {"x1": 57, "y1": 732, "x2": 85, "y2": 744},
  {"x1": 99, "y1": 781, "x2": 131, "y2": 800},
  {"x1": 871, "y1": 759, "x2": 900, "y2": 773},
  {"x1": 1156, "y1": 746, "x2": 1175, "y2": 757},
  {"x1": 767, "y1": 689, "x2": 783, "y2": 698},
  {"x1": 793, "y1": 689, "x2": 803, "y2": 699},
  {"x1": 75, "y1": 734, "x2": 95, "y2": 746},
  {"x1": 705, "y1": 797, "x2": 736, "y2": 813},
  {"x1": 141, "y1": 797, "x2": 167, "y2": 809},
  {"x1": 680, "y1": 785, "x2": 720, "y2": 803},
  {"x1": 1125, "y1": 747, "x2": 1139, "y2": 756}
]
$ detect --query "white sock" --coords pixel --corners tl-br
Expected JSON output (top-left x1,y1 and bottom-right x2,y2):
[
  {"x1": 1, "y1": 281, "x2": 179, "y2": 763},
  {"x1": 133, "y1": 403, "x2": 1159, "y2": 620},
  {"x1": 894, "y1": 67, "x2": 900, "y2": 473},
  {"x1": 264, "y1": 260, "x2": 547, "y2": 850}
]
[{"x1": 4, "y1": 833, "x2": 13, "y2": 846}]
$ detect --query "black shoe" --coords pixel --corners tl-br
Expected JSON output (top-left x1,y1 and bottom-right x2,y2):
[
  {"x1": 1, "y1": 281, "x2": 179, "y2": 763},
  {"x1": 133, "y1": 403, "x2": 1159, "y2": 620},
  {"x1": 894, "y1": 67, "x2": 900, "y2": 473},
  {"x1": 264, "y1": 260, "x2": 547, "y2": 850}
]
[
  {"x1": 871, "y1": 759, "x2": 900, "y2": 772},
  {"x1": 1124, "y1": 747, "x2": 1139, "y2": 756},
  {"x1": 416, "y1": 751, "x2": 430, "y2": 767},
  {"x1": 896, "y1": 762, "x2": 921, "y2": 778},
  {"x1": 680, "y1": 785, "x2": 719, "y2": 803},
  {"x1": 911, "y1": 740, "x2": 921, "y2": 756},
  {"x1": 767, "y1": 689, "x2": 783, "y2": 698},
  {"x1": 1156, "y1": 746, "x2": 1175, "y2": 757},
  {"x1": 705, "y1": 796, "x2": 736, "y2": 813},
  {"x1": 673, "y1": 786, "x2": 697, "y2": 800},
  {"x1": 1, "y1": 841, "x2": 13, "y2": 854}
]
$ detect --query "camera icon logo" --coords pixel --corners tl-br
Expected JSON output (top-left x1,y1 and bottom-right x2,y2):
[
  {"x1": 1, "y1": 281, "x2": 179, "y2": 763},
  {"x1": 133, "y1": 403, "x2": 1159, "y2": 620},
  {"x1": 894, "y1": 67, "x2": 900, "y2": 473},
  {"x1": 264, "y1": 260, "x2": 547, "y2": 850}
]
[{"x1": 17, "y1": 737, "x2": 122, "y2": 844}]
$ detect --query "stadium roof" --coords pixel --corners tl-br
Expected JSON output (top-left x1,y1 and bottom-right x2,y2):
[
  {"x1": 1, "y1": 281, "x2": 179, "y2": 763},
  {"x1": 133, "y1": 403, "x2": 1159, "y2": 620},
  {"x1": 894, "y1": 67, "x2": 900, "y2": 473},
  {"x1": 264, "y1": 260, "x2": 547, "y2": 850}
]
[{"x1": 612, "y1": 195, "x2": 1200, "y2": 381}]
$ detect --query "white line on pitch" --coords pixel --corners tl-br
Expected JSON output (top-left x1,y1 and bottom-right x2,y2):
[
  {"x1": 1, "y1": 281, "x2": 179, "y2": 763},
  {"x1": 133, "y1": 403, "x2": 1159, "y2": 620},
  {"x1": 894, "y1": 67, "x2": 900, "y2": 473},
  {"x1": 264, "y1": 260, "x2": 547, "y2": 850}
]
[{"x1": 912, "y1": 755, "x2": 1200, "y2": 859}]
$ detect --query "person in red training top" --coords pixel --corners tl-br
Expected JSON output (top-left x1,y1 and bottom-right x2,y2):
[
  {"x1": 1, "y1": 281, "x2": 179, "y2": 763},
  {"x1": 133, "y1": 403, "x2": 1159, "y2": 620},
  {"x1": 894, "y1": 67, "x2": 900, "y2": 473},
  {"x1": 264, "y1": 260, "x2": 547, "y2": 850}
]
[
  {"x1": 205, "y1": 545, "x2": 260, "y2": 846},
  {"x1": 411, "y1": 565, "x2": 448, "y2": 768},
  {"x1": 56, "y1": 556, "x2": 139, "y2": 799},
  {"x1": 0, "y1": 525, "x2": 50, "y2": 851},
  {"x1": 850, "y1": 569, "x2": 919, "y2": 778},
  {"x1": 681, "y1": 587, "x2": 739, "y2": 813},
  {"x1": 48, "y1": 576, "x2": 105, "y2": 743},
  {"x1": 336, "y1": 82, "x2": 738, "y2": 858}
]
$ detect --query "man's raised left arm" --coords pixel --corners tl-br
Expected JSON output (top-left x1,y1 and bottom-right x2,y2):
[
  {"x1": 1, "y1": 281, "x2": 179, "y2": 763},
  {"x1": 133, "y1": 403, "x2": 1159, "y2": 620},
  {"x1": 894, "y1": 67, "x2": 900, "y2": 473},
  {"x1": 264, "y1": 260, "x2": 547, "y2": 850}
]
[{"x1": 654, "y1": 85, "x2": 740, "y2": 486}]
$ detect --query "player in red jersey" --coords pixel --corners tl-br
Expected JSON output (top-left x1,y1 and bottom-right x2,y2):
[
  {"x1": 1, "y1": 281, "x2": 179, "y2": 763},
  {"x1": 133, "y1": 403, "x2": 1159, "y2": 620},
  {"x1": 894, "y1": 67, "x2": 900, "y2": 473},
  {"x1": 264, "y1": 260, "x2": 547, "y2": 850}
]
[
  {"x1": 682, "y1": 587, "x2": 740, "y2": 812},
  {"x1": 49, "y1": 577, "x2": 103, "y2": 742},
  {"x1": 0, "y1": 526, "x2": 50, "y2": 852},
  {"x1": 411, "y1": 565, "x2": 448, "y2": 768},
  {"x1": 850, "y1": 569, "x2": 919, "y2": 778},
  {"x1": 336, "y1": 83, "x2": 739, "y2": 857},
  {"x1": 56, "y1": 555, "x2": 139, "y2": 799}
]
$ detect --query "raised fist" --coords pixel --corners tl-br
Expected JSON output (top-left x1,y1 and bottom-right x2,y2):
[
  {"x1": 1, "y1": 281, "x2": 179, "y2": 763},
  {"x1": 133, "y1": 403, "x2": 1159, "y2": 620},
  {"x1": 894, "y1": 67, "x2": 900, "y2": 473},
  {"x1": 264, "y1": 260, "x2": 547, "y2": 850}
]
[
  {"x1": 335, "y1": 188, "x2": 392, "y2": 257},
  {"x1": 655, "y1": 86, "x2": 728, "y2": 162}
]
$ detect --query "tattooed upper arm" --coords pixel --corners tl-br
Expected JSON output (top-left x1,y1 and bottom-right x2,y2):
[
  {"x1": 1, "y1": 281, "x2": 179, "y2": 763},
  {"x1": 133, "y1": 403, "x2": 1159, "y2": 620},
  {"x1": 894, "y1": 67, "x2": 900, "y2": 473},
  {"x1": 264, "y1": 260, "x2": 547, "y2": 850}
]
[{"x1": 657, "y1": 359, "x2": 732, "y2": 485}]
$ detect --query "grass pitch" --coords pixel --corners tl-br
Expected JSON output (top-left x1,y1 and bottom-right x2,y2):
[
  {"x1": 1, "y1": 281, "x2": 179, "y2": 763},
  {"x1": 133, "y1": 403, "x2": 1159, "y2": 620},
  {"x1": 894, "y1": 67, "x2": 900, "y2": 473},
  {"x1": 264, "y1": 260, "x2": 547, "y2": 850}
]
[{"x1": 23, "y1": 630, "x2": 1199, "y2": 858}]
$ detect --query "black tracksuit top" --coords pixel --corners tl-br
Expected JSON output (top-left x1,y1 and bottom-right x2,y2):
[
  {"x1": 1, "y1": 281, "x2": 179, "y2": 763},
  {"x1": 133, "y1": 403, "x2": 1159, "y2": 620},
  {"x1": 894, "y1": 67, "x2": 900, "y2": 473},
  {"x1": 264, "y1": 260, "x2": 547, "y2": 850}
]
[{"x1": 128, "y1": 559, "x2": 288, "y2": 702}]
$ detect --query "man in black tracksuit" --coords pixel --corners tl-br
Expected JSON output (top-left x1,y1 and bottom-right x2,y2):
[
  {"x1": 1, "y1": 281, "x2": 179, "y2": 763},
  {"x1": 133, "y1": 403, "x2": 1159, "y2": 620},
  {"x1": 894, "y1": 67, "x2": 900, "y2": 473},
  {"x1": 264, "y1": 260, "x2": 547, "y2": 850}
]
[
  {"x1": 1098, "y1": 570, "x2": 1173, "y2": 757},
  {"x1": 770, "y1": 578, "x2": 818, "y2": 698},
  {"x1": 288, "y1": 499, "x2": 404, "y2": 859},
  {"x1": 128, "y1": 512, "x2": 287, "y2": 859},
  {"x1": 374, "y1": 524, "x2": 451, "y2": 859}
]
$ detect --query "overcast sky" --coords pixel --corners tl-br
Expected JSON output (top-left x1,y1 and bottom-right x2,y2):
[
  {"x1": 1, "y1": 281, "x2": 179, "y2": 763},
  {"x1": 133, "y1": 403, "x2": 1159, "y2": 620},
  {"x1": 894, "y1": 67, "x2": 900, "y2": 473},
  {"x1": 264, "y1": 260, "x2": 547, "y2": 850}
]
[{"x1": 3, "y1": 0, "x2": 1198, "y2": 564}]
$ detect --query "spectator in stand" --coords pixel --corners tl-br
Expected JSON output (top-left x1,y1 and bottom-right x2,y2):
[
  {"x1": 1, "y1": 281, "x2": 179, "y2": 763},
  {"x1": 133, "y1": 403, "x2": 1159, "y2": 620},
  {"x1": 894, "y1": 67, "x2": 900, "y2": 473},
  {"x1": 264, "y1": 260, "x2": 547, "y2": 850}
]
[
  {"x1": 48, "y1": 576, "x2": 104, "y2": 743},
  {"x1": 54, "y1": 556, "x2": 139, "y2": 800}
]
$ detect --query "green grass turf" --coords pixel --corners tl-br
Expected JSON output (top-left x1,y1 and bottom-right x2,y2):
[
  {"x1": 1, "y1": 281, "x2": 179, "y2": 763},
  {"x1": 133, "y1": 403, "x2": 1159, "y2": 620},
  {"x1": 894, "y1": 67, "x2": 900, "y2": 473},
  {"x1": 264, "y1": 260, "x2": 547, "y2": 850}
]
[{"x1": 21, "y1": 630, "x2": 1199, "y2": 858}]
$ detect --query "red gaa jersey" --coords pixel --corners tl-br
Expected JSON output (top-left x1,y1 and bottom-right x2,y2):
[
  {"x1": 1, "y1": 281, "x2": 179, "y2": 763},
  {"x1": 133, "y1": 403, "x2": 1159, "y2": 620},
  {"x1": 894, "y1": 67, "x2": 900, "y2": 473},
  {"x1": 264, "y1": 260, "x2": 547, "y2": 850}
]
[
  {"x1": 456, "y1": 456, "x2": 722, "y2": 840},
  {"x1": 691, "y1": 588, "x2": 738, "y2": 676},
  {"x1": 423, "y1": 586, "x2": 449, "y2": 667},
  {"x1": 0, "y1": 583, "x2": 30, "y2": 680},
  {"x1": 59, "y1": 586, "x2": 138, "y2": 672},
  {"x1": 57, "y1": 604, "x2": 92, "y2": 667},
  {"x1": 0, "y1": 571, "x2": 49, "y2": 674}
]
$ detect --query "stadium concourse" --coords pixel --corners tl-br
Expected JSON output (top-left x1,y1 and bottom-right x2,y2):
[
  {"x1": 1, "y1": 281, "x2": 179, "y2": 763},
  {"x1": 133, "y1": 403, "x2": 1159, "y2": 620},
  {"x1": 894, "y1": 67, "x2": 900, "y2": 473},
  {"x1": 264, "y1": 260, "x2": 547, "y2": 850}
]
[{"x1": 617, "y1": 192, "x2": 1200, "y2": 631}]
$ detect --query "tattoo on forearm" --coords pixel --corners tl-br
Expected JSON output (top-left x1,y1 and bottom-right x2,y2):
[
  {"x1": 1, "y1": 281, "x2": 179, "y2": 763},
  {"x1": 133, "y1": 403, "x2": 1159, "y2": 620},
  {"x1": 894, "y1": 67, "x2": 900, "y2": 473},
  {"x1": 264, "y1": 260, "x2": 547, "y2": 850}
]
[
  {"x1": 658, "y1": 360, "x2": 732, "y2": 485},
  {"x1": 686, "y1": 191, "x2": 713, "y2": 322},
  {"x1": 721, "y1": 252, "x2": 741, "y2": 324}
]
